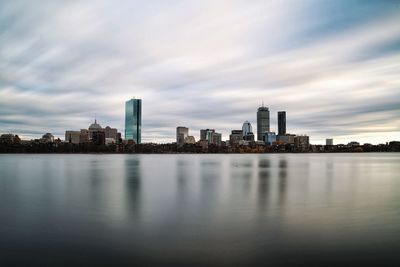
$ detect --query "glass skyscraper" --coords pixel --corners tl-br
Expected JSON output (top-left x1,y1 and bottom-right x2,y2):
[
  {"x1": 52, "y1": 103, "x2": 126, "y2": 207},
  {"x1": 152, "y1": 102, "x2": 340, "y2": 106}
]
[{"x1": 125, "y1": 98, "x2": 142, "y2": 144}]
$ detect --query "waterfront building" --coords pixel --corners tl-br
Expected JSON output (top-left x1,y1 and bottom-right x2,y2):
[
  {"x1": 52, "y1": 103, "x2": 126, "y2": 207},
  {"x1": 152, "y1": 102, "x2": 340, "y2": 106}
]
[
  {"x1": 348, "y1": 141, "x2": 360, "y2": 146},
  {"x1": 242, "y1": 121, "x2": 252, "y2": 137},
  {"x1": 257, "y1": 106, "x2": 270, "y2": 140},
  {"x1": 42, "y1": 133, "x2": 54, "y2": 143},
  {"x1": 243, "y1": 132, "x2": 255, "y2": 142},
  {"x1": 263, "y1": 132, "x2": 277, "y2": 145},
  {"x1": 326, "y1": 138, "x2": 333, "y2": 146},
  {"x1": 92, "y1": 131, "x2": 105, "y2": 146},
  {"x1": 184, "y1": 136, "x2": 196, "y2": 144},
  {"x1": 80, "y1": 129, "x2": 89, "y2": 143},
  {"x1": 278, "y1": 111, "x2": 286, "y2": 136},
  {"x1": 177, "y1": 126, "x2": 189, "y2": 146},
  {"x1": 200, "y1": 129, "x2": 214, "y2": 141},
  {"x1": 0, "y1": 134, "x2": 20, "y2": 144},
  {"x1": 277, "y1": 134, "x2": 296, "y2": 144},
  {"x1": 294, "y1": 135, "x2": 310, "y2": 151},
  {"x1": 105, "y1": 126, "x2": 118, "y2": 140},
  {"x1": 229, "y1": 130, "x2": 243, "y2": 145},
  {"x1": 88, "y1": 119, "x2": 103, "y2": 140},
  {"x1": 125, "y1": 98, "x2": 142, "y2": 144},
  {"x1": 211, "y1": 132, "x2": 222, "y2": 146},
  {"x1": 65, "y1": 131, "x2": 80, "y2": 144}
]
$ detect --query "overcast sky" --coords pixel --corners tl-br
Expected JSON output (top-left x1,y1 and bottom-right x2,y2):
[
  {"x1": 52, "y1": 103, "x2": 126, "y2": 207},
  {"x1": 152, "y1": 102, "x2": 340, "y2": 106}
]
[{"x1": 1, "y1": 0, "x2": 400, "y2": 144}]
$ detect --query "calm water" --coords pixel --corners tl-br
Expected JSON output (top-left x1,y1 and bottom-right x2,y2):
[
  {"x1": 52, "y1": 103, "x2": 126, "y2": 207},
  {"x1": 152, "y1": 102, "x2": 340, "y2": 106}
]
[{"x1": 0, "y1": 153, "x2": 399, "y2": 266}]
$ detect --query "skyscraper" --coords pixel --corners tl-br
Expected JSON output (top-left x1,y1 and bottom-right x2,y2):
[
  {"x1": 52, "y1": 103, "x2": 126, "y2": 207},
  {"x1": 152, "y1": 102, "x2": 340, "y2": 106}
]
[
  {"x1": 278, "y1": 111, "x2": 286, "y2": 136},
  {"x1": 125, "y1": 98, "x2": 142, "y2": 144},
  {"x1": 257, "y1": 106, "x2": 270, "y2": 140}
]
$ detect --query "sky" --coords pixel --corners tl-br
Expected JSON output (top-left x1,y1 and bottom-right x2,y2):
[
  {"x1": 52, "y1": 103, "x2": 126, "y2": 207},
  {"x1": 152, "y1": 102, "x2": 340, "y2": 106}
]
[{"x1": 1, "y1": 0, "x2": 400, "y2": 144}]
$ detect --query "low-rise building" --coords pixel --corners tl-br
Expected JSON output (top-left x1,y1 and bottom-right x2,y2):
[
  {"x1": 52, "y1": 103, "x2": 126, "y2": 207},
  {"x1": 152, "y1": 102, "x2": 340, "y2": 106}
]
[
  {"x1": 294, "y1": 135, "x2": 310, "y2": 151},
  {"x1": 229, "y1": 130, "x2": 243, "y2": 145},
  {"x1": 42, "y1": 133, "x2": 54, "y2": 143},
  {"x1": 65, "y1": 131, "x2": 80, "y2": 144},
  {"x1": 277, "y1": 134, "x2": 296, "y2": 144},
  {"x1": 263, "y1": 132, "x2": 276, "y2": 145}
]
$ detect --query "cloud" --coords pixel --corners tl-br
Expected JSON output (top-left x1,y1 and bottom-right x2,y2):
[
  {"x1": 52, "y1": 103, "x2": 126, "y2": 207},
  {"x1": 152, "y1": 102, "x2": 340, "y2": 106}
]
[{"x1": 0, "y1": 0, "x2": 400, "y2": 144}]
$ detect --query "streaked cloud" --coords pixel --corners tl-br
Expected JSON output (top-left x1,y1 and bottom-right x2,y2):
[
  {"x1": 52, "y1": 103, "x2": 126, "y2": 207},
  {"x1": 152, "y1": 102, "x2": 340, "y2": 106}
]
[{"x1": 0, "y1": 0, "x2": 399, "y2": 144}]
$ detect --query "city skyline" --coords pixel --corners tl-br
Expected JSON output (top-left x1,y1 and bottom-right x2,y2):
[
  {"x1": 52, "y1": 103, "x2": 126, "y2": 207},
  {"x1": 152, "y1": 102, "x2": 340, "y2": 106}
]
[{"x1": 1, "y1": 1, "x2": 400, "y2": 144}]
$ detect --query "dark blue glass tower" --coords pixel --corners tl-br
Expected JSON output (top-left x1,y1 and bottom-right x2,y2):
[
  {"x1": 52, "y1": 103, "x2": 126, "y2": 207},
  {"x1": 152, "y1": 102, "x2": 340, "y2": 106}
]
[{"x1": 125, "y1": 98, "x2": 142, "y2": 144}]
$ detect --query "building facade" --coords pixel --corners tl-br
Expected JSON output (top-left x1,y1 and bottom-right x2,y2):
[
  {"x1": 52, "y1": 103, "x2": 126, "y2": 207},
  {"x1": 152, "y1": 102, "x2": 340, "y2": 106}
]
[
  {"x1": 326, "y1": 138, "x2": 333, "y2": 146},
  {"x1": 277, "y1": 134, "x2": 296, "y2": 144},
  {"x1": 125, "y1": 98, "x2": 142, "y2": 144},
  {"x1": 176, "y1": 126, "x2": 189, "y2": 146},
  {"x1": 242, "y1": 121, "x2": 252, "y2": 137},
  {"x1": 257, "y1": 106, "x2": 270, "y2": 141},
  {"x1": 263, "y1": 132, "x2": 277, "y2": 145},
  {"x1": 229, "y1": 130, "x2": 243, "y2": 145},
  {"x1": 278, "y1": 111, "x2": 286, "y2": 136},
  {"x1": 65, "y1": 131, "x2": 80, "y2": 144},
  {"x1": 294, "y1": 135, "x2": 310, "y2": 151}
]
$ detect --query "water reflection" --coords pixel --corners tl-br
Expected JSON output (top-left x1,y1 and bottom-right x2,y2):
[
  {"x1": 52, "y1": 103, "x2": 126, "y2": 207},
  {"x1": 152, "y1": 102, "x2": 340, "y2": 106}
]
[
  {"x1": 230, "y1": 158, "x2": 253, "y2": 198},
  {"x1": 278, "y1": 158, "x2": 288, "y2": 206},
  {"x1": 258, "y1": 157, "x2": 271, "y2": 210},
  {"x1": 200, "y1": 159, "x2": 221, "y2": 207},
  {"x1": 0, "y1": 154, "x2": 399, "y2": 267},
  {"x1": 124, "y1": 156, "x2": 141, "y2": 217}
]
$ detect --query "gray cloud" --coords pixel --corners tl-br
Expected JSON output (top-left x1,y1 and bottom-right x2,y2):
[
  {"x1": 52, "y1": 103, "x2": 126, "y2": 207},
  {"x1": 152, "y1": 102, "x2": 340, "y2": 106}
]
[{"x1": 0, "y1": 0, "x2": 400, "y2": 144}]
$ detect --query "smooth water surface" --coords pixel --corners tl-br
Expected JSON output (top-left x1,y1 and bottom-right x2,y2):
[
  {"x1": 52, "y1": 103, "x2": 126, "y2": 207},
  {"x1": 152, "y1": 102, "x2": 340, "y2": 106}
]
[{"x1": 0, "y1": 153, "x2": 399, "y2": 266}]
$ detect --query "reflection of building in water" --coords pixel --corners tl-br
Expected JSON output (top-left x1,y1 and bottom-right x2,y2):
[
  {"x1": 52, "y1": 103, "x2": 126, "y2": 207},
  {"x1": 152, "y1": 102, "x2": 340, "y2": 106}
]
[
  {"x1": 124, "y1": 157, "x2": 142, "y2": 216},
  {"x1": 258, "y1": 158, "x2": 271, "y2": 210},
  {"x1": 200, "y1": 160, "x2": 221, "y2": 203},
  {"x1": 278, "y1": 158, "x2": 288, "y2": 206}
]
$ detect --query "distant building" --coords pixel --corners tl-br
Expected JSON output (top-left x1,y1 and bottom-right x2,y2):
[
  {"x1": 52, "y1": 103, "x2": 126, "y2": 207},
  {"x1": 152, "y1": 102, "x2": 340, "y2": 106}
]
[
  {"x1": 257, "y1": 105, "x2": 270, "y2": 141},
  {"x1": 277, "y1": 134, "x2": 296, "y2": 144},
  {"x1": 125, "y1": 98, "x2": 142, "y2": 144},
  {"x1": 65, "y1": 131, "x2": 80, "y2": 144},
  {"x1": 65, "y1": 119, "x2": 119, "y2": 145},
  {"x1": 242, "y1": 121, "x2": 252, "y2": 137},
  {"x1": 200, "y1": 129, "x2": 214, "y2": 141},
  {"x1": 88, "y1": 119, "x2": 102, "y2": 140},
  {"x1": 278, "y1": 111, "x2": 286, "y2": 136},
  {"x1": 80, "y1": 129, "x2": 89, "y2": 143},
  {"x1": 210, "y1": 132, "x2": 222, "y2": 146},
  {"x1": 263, "y1": 132, "x2": 277, "y2": 145},
  {"x1": 348, "y1": 141, "x2": 360, "y2": 146},
  {"x1": 177, "y1": 126, "x2": 189, "y2": 146},
  {"x1": 229, "y1": 130, "x2": 243, "y2": 145},
  {"x1": 326, "y1": 139, "x2": 333, "y2": 146},
  {"x1": 42, "y1": 133, "x2": 54, "y2": 143},
  {"x1": 294, "y1": 135, "x2": 310, "y2": 151},
  {"x1": 184, "y1": 136, "x2": 196, "y2": 144},
  {"x1": 0, "y1": 134, "x2": 20, "y2": 144},
  {"x1": 105, "y1": 126, "x2": 118, "y2": 140},
  {"x1": 243, "y1": 132, "x2": 255, "y2": 142},
  {"x1": 92, "y1": 131, "x2": 105, "y2": 146}
]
